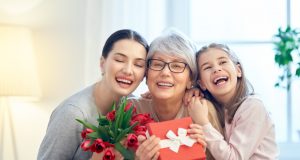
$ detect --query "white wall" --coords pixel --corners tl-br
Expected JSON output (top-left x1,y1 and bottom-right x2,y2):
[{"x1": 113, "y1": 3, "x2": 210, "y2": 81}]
[
  {"x1": 0, "y1": 0, "x2": 167, "y2": 159},
  {"x1": 0, "y1": 0, "x2": 88, "y2": 159}
]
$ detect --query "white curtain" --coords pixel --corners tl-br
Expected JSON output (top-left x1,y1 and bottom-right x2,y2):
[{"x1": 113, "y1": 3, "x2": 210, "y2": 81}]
[{"x1": 84, "y1": 0, "x2": 167, "y2": 85}]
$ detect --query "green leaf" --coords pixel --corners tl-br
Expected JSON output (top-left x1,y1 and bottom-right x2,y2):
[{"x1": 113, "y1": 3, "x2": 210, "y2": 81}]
[
  {"x1": 115, "y1": 98, "x2": 126, "y2": 130},
  {"x1": 274, "y1": 54, "x2": 282, "y2": 65},
  {"x1": 75, "y1": 119, "x2": 98, "y2": 131},
  {"x1": 122, "y1": 105, "x2": 134, "y2": 128},
  {"x1": 273, "y1": 25, "x2": 300, "y2": 86},
  {"x1": 296, "y1": 67, "x2": 300, "y2": 77},
  {"x1": 115, "y1": 122, "x2": 138, "y2": 142},
  {"x1": 98, "y1": 115, "x2": 109, "y2": 126},
  {"x1": 87, "y1": 132, "x2": 100, "y2": 139},
  {"x1": 108, "y1": 129, "x2": 115, "y2": 141},
  {"x1": 112, "y1": 101, "x2": 116, "y2": 111},
  {"x1": 279, "y1": 75, "x2": 285, "y2": 81},
  {"x1": 114, "y1": 142, "x2": 135, "y2": 160},
  {"x1": 97, "y1": 125, "x2": 110, "y2": 141},
  {"x1": 286, "y1": 26, "x2": 291, "y2": 32}
]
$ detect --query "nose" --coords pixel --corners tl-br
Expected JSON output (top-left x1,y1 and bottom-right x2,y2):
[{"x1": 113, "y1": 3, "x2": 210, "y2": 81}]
[
  {"x1": 122, "y1": 63, "x2": 133, "y2": 75},
  {"x1": 213, "y1": 65, "x2": 222, "y2": 73}
]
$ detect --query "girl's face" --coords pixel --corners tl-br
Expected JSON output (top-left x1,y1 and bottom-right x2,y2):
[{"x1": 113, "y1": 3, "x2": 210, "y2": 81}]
[
  {"x1": 197, "y1": 48, "x2": 242, "y2": 104},
  {"x1": 101, "y1": 39, "x2": 147, "y2": 96},
  {"x1": 146, "y1": 52, "x2": 192, "y2": 101}
]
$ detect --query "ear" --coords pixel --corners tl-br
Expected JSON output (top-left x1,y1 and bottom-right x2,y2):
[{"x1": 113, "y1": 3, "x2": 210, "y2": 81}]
[
  {"x1": 236, "y1": 63, "x2": 242, "y2": 78},
  {"x1": 197, "y1": 79, "x2": 207, "y2": 91},
  {"x1": 100, "y1": 56, "x2": 106, "y2": 73},
  {"x1": 186, "y1": 80, "x2": 193, "y2": 89}
]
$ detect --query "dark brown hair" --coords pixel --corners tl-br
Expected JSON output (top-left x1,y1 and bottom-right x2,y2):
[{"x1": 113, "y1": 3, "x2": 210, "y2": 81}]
[{"x1": 102, "y1": 29, "x2": 149, "y2": 58}]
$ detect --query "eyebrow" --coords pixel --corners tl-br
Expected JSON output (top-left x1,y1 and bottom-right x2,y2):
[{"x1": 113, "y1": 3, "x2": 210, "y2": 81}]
[
  {"x1": 200, "y1": 62, "x2": 209, "y2": 69},
  {"x1": 218, "y1": 56, "x2": 228, "y2": 61},
  {"x1": 114, "y1": 52, "x2": 146, "y2": 61},
  {"x1": 114, "y1": 52, "x2": 126, "y2": 57},
  {"x1": 200, "y1": 56, "x2": 228, "y2": 69}
]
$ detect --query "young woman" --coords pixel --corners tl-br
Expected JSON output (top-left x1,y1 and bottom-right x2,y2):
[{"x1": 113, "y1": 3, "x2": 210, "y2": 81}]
[
  {"x1": 189, "y1": 43, "x2": 279, "y2": 159},
  {"x1": 37, "y1": 29, "x2": 149, "y2": 160}
]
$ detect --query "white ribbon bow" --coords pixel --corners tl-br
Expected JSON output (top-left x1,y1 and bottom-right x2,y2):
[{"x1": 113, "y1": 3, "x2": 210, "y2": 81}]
[{"x1": 159, "y1": 128, "x2": 196, "y2": 153}]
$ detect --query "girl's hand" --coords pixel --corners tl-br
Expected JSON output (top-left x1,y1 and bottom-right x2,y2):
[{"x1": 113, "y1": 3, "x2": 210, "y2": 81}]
[
  {"x1": 141, "y1": 91, "x2": 152, "y2": 99},
  {"x1": 183, "y1": 88, "x2": 203, "y2": 106},
  {"x1": 187, "y1": 96, "x2": 209, "y2": 125},
  {"x1": 188, "y1": 123, "x2": 207, "y2": 150},
  {"x1": 90, "y1": 148, "x2": 124, "y2": 160},
  {"x1": 135, "y1": 135, "x2": 160, "y2": 160}
]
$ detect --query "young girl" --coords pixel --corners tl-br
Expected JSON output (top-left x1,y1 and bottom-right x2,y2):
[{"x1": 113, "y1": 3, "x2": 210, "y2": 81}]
[
  {"x1": 37, "y1": 29, "x2": 149, "y2": 160},
  {"x1": 188, "y1": 43, "x2": 279, "y2": 159}
]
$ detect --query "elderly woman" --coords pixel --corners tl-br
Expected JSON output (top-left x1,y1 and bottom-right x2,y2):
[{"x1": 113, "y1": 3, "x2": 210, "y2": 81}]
[{"x1": 132, "y1": 30, "x2": 223, "y2": 160}]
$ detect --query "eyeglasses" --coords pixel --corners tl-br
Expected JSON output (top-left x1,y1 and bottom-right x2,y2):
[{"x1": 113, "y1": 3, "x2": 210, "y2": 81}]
[{"x1": 147, "y1": 59, "x2": 188, "y2": 73}]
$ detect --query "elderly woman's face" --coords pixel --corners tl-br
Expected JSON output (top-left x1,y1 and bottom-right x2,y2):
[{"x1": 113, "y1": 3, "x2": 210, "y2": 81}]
[{"x1": 146, "y1": 52, "x2": 192, "y2": 100}]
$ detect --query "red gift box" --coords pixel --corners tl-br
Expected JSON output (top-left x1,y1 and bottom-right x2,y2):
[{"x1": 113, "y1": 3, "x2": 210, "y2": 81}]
[{"x1": 146, "y1": 117, "x2": 206, "y2": 160}]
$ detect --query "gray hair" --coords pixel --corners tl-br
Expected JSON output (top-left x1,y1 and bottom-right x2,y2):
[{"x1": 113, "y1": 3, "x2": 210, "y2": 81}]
[{"x1": 147, "y1": 30, "x2": 197, "y2": 83}]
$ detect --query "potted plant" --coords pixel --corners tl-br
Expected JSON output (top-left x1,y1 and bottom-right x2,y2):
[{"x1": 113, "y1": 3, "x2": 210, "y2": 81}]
[{"x1": 273, "y1": 26, "x2": 300, "y2": 142}]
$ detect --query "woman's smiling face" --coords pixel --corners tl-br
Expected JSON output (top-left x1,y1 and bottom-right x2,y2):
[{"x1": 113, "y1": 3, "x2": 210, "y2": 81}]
[
  {"x1": 146, "y1": 52, "x2": 192, "y2": 100},
  {"x1": 101, "y1": 39, "x2": 147, "y2": 96}
]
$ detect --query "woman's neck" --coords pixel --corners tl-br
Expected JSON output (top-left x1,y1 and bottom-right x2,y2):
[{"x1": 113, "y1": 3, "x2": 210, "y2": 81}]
[
  {"x1": 215, "y1": 90, "x2": 235, "y2": 106},
  {"x1": 93, "y1": 81, "x2": 121, "y2": 115},
  {"x1": 152, "y1": 98, "x2": 183, "y2": 122},
  {"x1": 216, "y1": 96, "x2": 230, "y2": 106},
  {"x1": 215, "y1": 88, "x2": 237, "y2": 106}
]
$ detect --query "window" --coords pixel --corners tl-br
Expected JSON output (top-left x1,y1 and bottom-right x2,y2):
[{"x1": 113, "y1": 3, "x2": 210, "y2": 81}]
[
  {"x1": 189, "y1": 0, "x2": 300, "y2": 144},
  {"x1": 190, "y1": 0, "x2": 286, "y2": 42},
  {"x1": 130, "y1": 0, "x2": 300, "y2": 145}
]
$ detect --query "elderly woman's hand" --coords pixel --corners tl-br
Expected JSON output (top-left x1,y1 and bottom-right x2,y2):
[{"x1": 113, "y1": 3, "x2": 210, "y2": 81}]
[
  {"x1": 135, "y1": 135, "x2": 160, "y2": 160},
  {"x1": 141, "y1": 91, "x2": 152, "y2": 99},
  {"x1": 187, "y1": 96, "x2": 209, "y2": 125},
  {"x1": 187, "y1": 123, "x2": 207, "y2": 150},
  {"x1": 183, "y1": 88, "x2": 204, "y2": 106}
]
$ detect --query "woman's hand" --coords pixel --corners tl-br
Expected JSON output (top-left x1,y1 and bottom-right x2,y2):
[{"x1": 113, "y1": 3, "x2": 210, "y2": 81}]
[
  {"x1": 135, "y1": 135, "x2": 160, "y2": 160},
  {"x1": 188, "y1": 123, "x2": 207, "y2": 150},
  {"x1": 141, "y1": 91, "x2": 152, "y2": 99},
  {"x1": 187, "y1": 96, "x2": 209, "y2": 125},
  {"x1": 90, "y1": 148, "x2": 124, "y2": 160},
  {"x1": 183, "y1": 88, "x2": 203, "y2": 106}
]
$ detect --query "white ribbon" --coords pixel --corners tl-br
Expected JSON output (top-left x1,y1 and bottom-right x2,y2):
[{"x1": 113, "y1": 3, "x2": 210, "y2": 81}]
[{"x1": 159, "y1": 128, "x2": 196, "y2": 153}]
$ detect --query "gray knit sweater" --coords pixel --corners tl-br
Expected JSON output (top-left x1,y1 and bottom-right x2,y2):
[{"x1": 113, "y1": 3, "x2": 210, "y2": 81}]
[{"x1": 38, "y1": 84, "x2": 99, "y2": 160}]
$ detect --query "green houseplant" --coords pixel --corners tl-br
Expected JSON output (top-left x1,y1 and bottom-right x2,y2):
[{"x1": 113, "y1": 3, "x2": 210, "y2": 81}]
[{"x1": 273, "y1": 26, "x2": 300, "y2": 142}]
